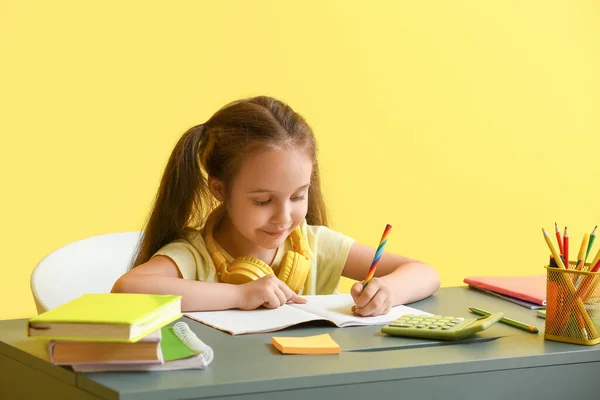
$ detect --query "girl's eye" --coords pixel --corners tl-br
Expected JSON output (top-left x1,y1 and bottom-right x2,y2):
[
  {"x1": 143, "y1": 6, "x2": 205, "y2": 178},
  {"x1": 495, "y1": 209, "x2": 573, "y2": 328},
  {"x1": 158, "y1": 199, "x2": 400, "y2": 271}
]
[
  {"x1": 253, "y1": 199, "x2": 271, "y2": 206},
  {"x1": 291, "y1": 195, "x2": 306, "y2": 201}
]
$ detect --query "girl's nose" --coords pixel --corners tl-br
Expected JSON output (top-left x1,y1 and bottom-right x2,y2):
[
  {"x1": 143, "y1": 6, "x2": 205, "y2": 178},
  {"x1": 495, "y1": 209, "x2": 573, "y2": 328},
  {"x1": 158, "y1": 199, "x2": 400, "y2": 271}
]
[{"x1": 272, "y1": 202, "x2": 292, "y2": 226}]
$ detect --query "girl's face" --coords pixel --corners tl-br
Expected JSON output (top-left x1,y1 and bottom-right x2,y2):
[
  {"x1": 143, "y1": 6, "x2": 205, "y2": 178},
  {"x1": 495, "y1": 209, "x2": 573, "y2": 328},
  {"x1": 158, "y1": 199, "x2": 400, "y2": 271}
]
[{"x1": 222, "y1": 147, "x2": 313, "y2": 251}]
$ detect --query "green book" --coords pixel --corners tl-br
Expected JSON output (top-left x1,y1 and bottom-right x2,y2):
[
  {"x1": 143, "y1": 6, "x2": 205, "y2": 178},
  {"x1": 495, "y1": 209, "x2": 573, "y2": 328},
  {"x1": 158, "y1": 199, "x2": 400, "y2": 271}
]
[
  {"x1": 160, "y1": 323, "x2": 203, "y2": 361},
  {"x1": 537, "y1": 310, "x2": 546, "y2": 319},
  {"x1": 28, "y1": 293, "x2": 182, "y2": 342}
]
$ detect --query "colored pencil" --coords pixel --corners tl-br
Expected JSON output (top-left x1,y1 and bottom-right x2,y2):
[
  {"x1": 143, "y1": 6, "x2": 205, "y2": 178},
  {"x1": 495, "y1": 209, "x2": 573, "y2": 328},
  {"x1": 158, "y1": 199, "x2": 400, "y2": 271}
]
[
  {"x1": 576, "y1": 233, "x2": 589, "y2": 271},
  {"x1": 555, "y1": 222, "x2": 564, "y2": 256},
  {"x1": 363, "y1": 224, "x2": 392, "y2": 289},
  {"x1": 592, "y1": 259, "x2": 600, "y2": 273},
  {"x1": 584, "y1": 226, "x2": 597, "y2": 270},
  {"x1": 590, "y1": 246, "x2": 600, "y2": 273},
  {"x1": 543, "y1": 228, "x2": 567, "y2": 269},
  {"x1": 564, "y1": 227, "x2": 569, "y2": 268},
  {"x1": 469, "y1": 307, "x2": 538, "y2": 334}
]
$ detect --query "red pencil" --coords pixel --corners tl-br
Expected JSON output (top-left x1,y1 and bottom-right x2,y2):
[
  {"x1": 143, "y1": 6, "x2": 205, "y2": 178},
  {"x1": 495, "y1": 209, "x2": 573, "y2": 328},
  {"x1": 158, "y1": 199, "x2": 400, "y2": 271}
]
[
  {"x1": 555, "y1": 222, "x2": 564, "y2": 256},
  {"x1": 564, "y1": 227, "x2": 569, "y2": 269},
  {"x1": 592, "y1": 259, "x2": 600, "y2": 273}
]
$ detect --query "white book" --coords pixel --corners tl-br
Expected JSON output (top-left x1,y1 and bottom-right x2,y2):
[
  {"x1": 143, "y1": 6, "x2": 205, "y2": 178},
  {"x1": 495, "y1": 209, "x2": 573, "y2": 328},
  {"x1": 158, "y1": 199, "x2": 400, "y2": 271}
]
[{"x1": 185, "y1": 294, "x2": 430, "y2": 335}]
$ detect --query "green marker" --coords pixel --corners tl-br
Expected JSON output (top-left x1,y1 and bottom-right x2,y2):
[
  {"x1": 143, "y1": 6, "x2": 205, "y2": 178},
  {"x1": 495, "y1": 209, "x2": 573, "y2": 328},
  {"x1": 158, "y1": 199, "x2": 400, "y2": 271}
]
[{"x1": 469, "y1": 307, "x2": 539, "y2": 334}]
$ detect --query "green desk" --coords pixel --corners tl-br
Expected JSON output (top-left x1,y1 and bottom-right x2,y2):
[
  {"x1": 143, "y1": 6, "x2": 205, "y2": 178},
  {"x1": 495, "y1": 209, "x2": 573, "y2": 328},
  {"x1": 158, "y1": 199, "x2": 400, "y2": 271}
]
[{"x1": 2, "y1": 286, "x2": 599, "y2": 399}]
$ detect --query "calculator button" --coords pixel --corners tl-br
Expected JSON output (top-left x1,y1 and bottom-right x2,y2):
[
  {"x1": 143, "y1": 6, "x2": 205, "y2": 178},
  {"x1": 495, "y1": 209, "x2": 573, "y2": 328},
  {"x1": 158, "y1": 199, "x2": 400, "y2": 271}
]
[
  {"x1": 392, "y1": 323, "x2": 414, "y2": 328},
  {"x1": 454, "y1": 317, "x2": 464, "y2": 322},
  {"x1": 416, "y1": 324, "x2": 426, "y2": 328},
  {"x1": 433, "y1": 315, "x2": 442, "y2": 318},
  {"x1": 428, "y1": 326, "x2": 439, "y2": 329},
  {"x1": 434, "y1": 322, "x2": 445, "y2": 327},
  {"x1": 442, "y1": 326, "x2": 453, "y2": 330}
]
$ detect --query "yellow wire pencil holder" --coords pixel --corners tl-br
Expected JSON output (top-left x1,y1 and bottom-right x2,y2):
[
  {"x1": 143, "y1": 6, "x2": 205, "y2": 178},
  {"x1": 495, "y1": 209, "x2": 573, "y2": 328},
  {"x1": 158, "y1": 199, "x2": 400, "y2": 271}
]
[{"x1": 544, "y1": 263, "x2": 600, "y2": 345}]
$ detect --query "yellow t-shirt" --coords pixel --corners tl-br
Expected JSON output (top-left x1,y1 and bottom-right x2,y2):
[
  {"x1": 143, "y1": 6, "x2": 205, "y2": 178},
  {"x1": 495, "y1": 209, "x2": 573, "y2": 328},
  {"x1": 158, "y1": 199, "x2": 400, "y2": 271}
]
[{"x1": 153, "y1": 221, "x2": 355, "y2": 295}]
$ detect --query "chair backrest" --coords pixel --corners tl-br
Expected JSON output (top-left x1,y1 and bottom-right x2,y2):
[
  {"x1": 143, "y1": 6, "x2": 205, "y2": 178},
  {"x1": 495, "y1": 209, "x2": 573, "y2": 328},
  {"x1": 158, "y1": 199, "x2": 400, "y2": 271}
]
[{"x1": 30, "y1": 231, "x2": 143, "y2": 314}]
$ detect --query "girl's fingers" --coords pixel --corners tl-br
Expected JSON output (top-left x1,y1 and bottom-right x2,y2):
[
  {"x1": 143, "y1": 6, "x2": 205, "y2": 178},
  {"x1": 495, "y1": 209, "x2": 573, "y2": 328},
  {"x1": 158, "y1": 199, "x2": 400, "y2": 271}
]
[
  {"x1": 289, "y1": 293, "x2": 307, "y2": 304},
  {"x1": 355, "y1": 280, "x2": 380, "y2": 309},
  {"x1": 279, "y1": 281, "x2": 307, "y2": 304},
  {"x1": 350, "y1": 282, "x2": 364, "y2": 301},
  {"x1": 263, "y1": 292, "x2": 281, "y2": 309},
  {"x1": 355, "y1": 290, "x2": 392, "y2": 316},
  {"x1": 273, "y1": 287, "x2": 287, "y2": 307}
]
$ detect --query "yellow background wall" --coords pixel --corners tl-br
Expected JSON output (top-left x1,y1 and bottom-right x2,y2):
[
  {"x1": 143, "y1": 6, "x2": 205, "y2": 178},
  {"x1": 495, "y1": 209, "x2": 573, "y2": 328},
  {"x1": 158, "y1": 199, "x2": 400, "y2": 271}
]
[{"x1": 2, "y1": 1, "x2": 600, "y2": 319}]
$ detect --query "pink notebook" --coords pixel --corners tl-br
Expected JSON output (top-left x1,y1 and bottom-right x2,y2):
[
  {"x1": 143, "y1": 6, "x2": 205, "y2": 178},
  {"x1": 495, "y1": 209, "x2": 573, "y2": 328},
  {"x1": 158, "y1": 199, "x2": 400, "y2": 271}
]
[{"x1": 463, "y1": 275, "x2": 546, "y2": 306}]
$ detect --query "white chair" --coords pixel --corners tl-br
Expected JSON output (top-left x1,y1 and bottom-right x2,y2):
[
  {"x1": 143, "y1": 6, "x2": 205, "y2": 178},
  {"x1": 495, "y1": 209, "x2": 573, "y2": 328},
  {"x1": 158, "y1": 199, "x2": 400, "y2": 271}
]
[{"x1": 30, "y1": 231, "x2": 143, "y2": 314}]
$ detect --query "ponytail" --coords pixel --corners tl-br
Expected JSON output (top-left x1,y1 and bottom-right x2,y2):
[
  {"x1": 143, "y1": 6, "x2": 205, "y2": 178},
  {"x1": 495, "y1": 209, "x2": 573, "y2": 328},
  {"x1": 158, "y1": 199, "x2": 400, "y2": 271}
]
[
  {"x1": 131, "y1": 125, "x2": 212, "y2": 267},
  {"x1": 306, "y1": 162, "x2": 328, "y2": 226}
]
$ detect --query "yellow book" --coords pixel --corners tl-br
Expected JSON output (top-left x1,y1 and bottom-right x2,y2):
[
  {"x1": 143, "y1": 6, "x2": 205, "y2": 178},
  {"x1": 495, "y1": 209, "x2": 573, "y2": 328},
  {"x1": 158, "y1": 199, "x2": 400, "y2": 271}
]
[
  {"x1": 28, "y1": 293, "x2": 182, "y2": 342},
  {"x1": 272, "y1": 333, "x2": 340, "y2": 355}
]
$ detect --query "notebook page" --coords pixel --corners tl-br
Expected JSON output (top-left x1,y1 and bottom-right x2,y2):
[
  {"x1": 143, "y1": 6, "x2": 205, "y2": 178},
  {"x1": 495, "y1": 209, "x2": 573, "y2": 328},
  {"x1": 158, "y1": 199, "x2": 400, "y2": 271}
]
[
  {"x1": 290, "y1": 294, "x2": 431, "y2": 327},
  {"x1": 184, "y1": 305, "x2": 324, "y2": 335}
]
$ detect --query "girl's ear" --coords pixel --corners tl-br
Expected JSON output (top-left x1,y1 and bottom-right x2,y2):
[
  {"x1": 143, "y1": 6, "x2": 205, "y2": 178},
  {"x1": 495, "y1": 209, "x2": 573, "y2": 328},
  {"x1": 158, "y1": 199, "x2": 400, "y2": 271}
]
[{"x1": 208, "y1": 177, "x2": 226, "y2": 202}]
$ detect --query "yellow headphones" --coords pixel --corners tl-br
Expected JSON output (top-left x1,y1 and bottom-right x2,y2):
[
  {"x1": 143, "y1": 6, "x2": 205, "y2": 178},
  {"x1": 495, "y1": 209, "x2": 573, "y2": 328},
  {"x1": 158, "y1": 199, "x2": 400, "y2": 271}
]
[{"x1": 203, "y1": 208, "x2": 312, "y2": 293}]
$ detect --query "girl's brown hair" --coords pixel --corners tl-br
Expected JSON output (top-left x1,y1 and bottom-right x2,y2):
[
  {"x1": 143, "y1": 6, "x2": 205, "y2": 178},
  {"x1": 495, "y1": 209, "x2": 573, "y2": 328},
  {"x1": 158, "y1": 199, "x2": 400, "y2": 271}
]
[{"x1": 131, "y1": 96, "x2": 328, "y2": 267}]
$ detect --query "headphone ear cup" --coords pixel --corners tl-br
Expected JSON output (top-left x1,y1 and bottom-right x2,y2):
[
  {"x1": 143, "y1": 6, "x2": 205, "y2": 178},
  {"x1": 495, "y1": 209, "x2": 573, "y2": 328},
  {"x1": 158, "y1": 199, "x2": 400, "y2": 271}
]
[
  {"x1": 277, "y1": 251, "x2": 310, "y2": 294},
  {"x1": 225, "y1": 256, "x2": 275, "y2": 285}
]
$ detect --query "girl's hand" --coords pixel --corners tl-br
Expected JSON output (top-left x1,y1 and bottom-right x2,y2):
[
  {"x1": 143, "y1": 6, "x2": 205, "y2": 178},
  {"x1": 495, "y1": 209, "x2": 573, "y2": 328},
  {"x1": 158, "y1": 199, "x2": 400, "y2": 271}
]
[
  {"x1": 238, "y1": 274, "x2": 307, "y2": 310},
  {"x1": 350, "y1": 277, "x2": 394, "y2": 316}
]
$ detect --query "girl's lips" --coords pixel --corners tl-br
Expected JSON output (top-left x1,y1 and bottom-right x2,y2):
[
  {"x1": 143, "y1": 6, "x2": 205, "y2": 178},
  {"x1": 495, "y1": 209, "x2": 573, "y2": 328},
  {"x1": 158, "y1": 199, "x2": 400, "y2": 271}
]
[{"x1": 264, "y1": 230, "x2": 287, "y2": 237}]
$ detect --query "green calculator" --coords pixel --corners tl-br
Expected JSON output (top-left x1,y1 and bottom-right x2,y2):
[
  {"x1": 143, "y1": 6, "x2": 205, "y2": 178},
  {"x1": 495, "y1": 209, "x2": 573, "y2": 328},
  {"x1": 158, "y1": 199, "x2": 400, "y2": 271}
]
[{"x1": 381, "y1": 312, "x2": 504, "y2": 340}]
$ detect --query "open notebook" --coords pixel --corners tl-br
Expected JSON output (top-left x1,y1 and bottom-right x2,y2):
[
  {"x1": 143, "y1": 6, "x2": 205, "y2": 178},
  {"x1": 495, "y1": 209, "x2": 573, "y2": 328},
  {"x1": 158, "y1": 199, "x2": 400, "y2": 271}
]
[
  {"x1": 70, "y1": 322, "x2": 214, "y2": 372},
  {"x1": 185, "y1": 294, "x2": 430, "y2": 335}
]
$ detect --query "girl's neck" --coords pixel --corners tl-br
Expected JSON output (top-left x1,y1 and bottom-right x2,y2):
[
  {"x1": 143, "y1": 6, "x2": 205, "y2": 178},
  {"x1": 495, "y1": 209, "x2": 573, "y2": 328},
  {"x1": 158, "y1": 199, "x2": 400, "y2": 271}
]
[{"x1": 213, "y1": 212, "x2": 277, "y2": 265}]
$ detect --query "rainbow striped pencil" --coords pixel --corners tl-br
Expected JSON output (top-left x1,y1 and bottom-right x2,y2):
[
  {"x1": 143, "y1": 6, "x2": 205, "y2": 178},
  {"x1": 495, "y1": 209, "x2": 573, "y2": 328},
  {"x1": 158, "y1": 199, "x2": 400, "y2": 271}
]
[{"x1": 363, "y1": 224, "x2": 392, "y2": 289}]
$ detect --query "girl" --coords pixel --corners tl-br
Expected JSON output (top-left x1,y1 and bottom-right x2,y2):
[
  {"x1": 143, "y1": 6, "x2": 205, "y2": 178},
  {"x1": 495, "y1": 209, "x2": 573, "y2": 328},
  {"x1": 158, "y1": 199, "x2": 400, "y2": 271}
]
[{"x1": 112, "y1": 96, "x2": 440, "y2": 315}]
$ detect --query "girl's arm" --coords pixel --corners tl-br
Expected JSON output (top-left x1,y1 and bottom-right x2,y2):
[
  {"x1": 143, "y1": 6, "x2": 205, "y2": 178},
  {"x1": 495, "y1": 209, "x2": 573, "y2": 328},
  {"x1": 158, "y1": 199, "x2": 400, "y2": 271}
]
[
  {"x1": 111, "y1": 256, "x2": 240, "y2": 311},
  {"x1": 111, "y1": 256, "x2": 305, "y2": 312},
  {"x1": 342, "y1": 242, "x2": 440, "y2": 315}
]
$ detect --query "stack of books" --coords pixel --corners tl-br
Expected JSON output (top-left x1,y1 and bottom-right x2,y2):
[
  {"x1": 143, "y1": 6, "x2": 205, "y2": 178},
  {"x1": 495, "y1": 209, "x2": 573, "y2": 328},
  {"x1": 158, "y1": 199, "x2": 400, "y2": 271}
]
[{"x1": 27, "y1": 293, "x2": 214, "y2": 372}]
